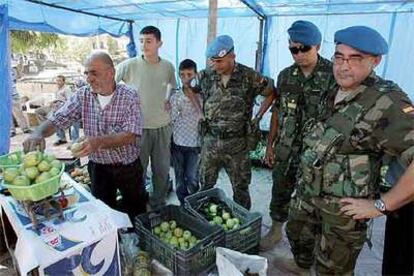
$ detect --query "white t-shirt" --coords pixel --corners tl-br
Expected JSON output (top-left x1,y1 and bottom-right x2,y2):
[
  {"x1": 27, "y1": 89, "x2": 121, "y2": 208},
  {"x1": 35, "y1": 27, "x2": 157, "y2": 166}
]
[{"x1": 97, "y1": 93, "x2": 114, "y2": 109}]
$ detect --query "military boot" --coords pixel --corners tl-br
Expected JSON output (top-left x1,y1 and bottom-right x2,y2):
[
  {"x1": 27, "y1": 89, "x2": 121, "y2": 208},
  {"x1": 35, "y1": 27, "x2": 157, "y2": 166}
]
[
  {"x1": 273, "y1": 256, "x2": 312, "y2": 276},
  {"x1": 260, "y1": 220, "x2": 283, "y2": 251}
]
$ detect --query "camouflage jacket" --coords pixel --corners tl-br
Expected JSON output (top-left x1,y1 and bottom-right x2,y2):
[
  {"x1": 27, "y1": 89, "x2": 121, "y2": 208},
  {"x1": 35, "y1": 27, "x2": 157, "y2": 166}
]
[
  {"x1": 199, "y1": 63, "x2": 273, "y2": 138},
  {"x1": 299, "y1": 72, "x2": 414, "y2": 199},
  {"x1": 272, "y1": 55, "x2": 336, "y2": 161}
]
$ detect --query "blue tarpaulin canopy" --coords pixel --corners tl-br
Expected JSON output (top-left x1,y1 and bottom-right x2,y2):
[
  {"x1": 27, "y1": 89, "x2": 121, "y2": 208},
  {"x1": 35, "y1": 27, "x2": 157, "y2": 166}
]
[{"x1": 1, "y1": 0, "x2": 413, "y2": 154}]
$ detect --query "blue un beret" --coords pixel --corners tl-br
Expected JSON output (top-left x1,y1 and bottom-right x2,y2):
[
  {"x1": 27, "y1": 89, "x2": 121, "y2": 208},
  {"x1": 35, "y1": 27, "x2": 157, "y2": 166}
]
[
  {"x1": 206, "y1": 35, "x2": 234, "y2": 59},
  {"x1": 335, "y1": 26, "x2": 388, "y2": 55},
  {"x1": 288, "y1": 20, "x2": 322, "y2": 46}
]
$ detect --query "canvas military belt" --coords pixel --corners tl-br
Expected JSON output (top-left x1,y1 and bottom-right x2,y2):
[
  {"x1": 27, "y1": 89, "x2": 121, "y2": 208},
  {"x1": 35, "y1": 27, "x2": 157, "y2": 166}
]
[{"x1": 208, "y1": 126, "x2": 246, "y2": 139}]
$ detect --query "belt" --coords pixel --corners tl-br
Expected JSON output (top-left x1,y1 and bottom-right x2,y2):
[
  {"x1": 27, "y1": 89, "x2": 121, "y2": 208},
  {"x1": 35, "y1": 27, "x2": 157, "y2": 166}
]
[
  {"x1": 208, "y1": 128, "x2": 245, "y2": 139},
  {"x1": 90, "y1": 158, "x2": 139, "y2": 167}
]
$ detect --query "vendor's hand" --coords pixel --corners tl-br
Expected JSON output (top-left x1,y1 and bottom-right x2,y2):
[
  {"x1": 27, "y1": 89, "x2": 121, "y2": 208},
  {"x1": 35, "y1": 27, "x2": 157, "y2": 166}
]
[
  {"x1": 23, "y1": 133, "x2": 46, "y2": 153},
  {"x1": 264, "y1": 145, "x2": 274, "y2": 167},
  {"x1": 340, "y1": 198, "x2": 382, "y2": 220},
  {"x1": 72, "y1": 137, "x2": 100, "y2": 158}
]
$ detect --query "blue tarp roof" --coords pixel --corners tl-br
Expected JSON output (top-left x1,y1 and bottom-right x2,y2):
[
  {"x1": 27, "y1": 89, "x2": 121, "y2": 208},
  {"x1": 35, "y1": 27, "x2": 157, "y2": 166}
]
[
  {"x1": 4, "y1": 0, "x2": 414, "y2": 22},
  {"x1": 1, "y1": 0, "x2": 414, "y2": 154}
]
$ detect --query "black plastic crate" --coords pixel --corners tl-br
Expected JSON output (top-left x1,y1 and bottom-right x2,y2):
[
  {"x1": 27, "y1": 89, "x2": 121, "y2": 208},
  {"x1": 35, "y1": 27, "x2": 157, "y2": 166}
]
[
  {"x1": 184, "y1": 188, "x2": 262, "y2": 253},
  {"x1": 135, "y1": 205, "x2": 224, "y2": 276}
]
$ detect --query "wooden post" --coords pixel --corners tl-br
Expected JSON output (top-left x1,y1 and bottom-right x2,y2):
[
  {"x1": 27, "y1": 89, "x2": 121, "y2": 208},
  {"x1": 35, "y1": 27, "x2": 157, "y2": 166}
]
[{"x1": 207, "y1": 0, "x2": 217, "y2": 46}]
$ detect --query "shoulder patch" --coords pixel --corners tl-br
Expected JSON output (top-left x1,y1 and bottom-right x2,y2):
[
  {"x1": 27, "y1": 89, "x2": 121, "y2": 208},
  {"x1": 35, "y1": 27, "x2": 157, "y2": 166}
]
[{"x1": 402, "y1": 105, "x2": 414, "y2": 115}]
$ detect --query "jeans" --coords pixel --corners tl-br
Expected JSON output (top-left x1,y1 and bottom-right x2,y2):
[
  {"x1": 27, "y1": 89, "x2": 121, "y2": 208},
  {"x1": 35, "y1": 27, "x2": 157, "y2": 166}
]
[
  {"x1": 56, "y1": 128, "x2": 67, "y2": 141},
  {"x1": 70, "y1": 121, "x2": 80, "y2": 141},
  {"x1": 171, "y1": 142, "x2": 200, "y2": 205}
]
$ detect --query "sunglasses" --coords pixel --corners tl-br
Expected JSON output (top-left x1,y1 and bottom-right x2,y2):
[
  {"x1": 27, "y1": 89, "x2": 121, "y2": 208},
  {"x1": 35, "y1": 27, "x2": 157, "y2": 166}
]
[{"x1": 289, "y1": 45, "x2": 312, "y2": 55}]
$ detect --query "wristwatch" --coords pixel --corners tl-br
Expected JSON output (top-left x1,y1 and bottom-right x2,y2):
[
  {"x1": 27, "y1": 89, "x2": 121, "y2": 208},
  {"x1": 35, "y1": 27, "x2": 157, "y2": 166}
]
[{"x1": 374, "y1": 199, "x2": 389, "y2": 215}]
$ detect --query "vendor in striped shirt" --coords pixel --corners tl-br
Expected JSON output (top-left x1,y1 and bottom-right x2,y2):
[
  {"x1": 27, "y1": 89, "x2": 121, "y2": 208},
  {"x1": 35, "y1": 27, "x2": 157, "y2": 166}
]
[{"x1": 23, "y1": 51, "x2": 147, "y2": 220}]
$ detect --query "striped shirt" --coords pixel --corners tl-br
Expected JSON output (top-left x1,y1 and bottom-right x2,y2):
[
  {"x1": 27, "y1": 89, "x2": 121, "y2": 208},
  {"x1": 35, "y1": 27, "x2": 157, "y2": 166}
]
[
  {"x1": 170, "y1": 90, "x2": 203, "y2": 147},
  {"x1": 49, "y1": 83, "x2": 143, "y2": 165}
]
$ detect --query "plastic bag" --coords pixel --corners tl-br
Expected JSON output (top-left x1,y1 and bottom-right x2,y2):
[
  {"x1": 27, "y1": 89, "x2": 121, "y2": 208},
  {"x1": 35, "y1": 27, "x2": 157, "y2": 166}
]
[
  {"x1": 216, "y1": 247, "x2": 267, "y2": 276},
  {"x1": 119, "y1": 231, "x2": 140, "y2": 276}
]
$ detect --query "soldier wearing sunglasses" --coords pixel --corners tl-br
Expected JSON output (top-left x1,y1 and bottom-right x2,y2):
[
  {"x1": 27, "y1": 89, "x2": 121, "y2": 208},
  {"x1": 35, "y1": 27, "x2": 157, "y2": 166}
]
[{"x1": 261, "y1": 20, "x2": 336, "y2": 254}]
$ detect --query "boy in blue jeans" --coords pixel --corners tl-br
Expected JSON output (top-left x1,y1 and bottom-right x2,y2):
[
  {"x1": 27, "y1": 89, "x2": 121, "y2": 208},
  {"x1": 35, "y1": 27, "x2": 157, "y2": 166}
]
[{"x1": 170, "y1": 59, "x2": 203, "y2": 205}]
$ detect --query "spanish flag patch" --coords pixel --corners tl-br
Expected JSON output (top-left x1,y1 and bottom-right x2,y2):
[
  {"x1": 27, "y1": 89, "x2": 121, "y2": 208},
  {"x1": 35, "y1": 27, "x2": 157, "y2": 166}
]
[{"x1": 402, "y1": 105, "x2": 414, "y2": 114}]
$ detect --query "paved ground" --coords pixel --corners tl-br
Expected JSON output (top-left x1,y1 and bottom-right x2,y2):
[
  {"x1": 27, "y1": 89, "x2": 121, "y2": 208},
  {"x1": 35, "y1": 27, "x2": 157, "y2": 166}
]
[{"x1": 2, "y1": 130, "x2": 385, "y2": 275}]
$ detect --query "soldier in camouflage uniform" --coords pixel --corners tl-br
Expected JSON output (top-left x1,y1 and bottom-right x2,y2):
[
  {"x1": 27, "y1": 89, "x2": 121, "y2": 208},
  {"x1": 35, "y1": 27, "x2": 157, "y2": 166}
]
[
  {"x1": 197, "y1": 35, "x2": 275, "y2": 210},
  {"x1": 261, "y1": 21, "x2": 336, "y2": 251},
  {"x1": 285, "y1": 26, "x2": 414, "y2": 275}
]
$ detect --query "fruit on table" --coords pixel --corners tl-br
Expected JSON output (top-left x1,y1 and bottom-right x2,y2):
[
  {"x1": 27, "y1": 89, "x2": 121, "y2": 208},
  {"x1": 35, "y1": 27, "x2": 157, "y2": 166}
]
[
  {"x1": 57, "y1": 194, "x2": 79, "y2": 209},
  {"x1": 70, "y1": 166, "x2": 90, "y2": 184}
]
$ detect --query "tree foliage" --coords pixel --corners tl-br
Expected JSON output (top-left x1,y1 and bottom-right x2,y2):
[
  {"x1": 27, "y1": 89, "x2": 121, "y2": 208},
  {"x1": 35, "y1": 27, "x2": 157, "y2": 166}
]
[{"x1": 10, "y1": 30, "x2": 63, "y2": 53}]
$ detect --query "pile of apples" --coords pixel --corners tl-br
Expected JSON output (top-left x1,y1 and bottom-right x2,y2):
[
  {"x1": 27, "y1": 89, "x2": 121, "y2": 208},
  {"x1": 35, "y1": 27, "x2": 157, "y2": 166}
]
[
  {"x1": 152, "y1": 220, "x2": 200, "y2": 251},
  {"x1": 2, "y1": 151, "x2": 62, "y2": 186}
]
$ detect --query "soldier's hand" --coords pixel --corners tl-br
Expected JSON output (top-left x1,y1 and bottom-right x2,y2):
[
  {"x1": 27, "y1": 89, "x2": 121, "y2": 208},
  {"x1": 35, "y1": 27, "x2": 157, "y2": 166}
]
[
  {"x1": 251, "y1": 116, "x2": 261, "y2": 129},
  {"x1": 264, "y1": 145, "x2": 274, "y2": 167},
  {"x1": 23, "y1": 133, "x2": 46, "y2": 153}
]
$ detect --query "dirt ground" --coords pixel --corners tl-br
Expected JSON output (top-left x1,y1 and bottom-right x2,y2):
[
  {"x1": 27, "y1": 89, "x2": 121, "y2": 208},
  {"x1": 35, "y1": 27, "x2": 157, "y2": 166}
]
[{"x1": 1, "y1": 130, "x2": 385, "y2": 275}]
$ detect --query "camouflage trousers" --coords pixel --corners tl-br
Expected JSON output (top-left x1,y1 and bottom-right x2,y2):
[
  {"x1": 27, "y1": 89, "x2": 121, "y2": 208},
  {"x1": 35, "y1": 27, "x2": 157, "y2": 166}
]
[
  {"x1": 286, "y1": 195, "x2": 367, "y2": 275},
  {"x1": 199, "y1": 136, "x2": 251, "y2": 210},
  {"x1": 269, "y1": 160, "x2": 298, "y2": 222}
]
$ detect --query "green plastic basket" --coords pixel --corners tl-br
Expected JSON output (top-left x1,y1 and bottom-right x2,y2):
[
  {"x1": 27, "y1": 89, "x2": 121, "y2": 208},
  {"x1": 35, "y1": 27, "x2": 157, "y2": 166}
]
[
  {"x1": 2, "y1": 164, "x2": 65, "y2": 202},
  {"x1": 0, "y1": 151, "x2": 23, "y2": 171}
]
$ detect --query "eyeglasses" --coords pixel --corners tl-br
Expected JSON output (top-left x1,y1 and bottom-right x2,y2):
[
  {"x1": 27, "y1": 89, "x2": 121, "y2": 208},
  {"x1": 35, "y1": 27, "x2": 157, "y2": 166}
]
[
  {"x1": 331, "y1": 55, "x2": 367, "y2": 66},
  {"x1": 289, "y1": 45, "x2": 312, "y2": 55}
]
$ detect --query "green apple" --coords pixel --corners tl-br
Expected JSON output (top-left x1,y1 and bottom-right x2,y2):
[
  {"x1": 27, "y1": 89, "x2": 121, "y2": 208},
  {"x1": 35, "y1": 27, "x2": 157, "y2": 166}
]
[
  {"x1": 37, "y1": 160, "x2": 51, "y2": 172},
  {"x1": 25, "y1": 166, "x2": 39, "y2": 180},
  {"x1": 3, "y1": 168, "x2": 20, "y2": 183},
  {"x1": 50, "y1": 160, "x2": 62, "y2": 170},
  {"x1": 43, "y1": 153, "x2": 56, "y2": 163},
  {"x1": 23, "y1": 151, "x2": 41, "y2": 167},
  {"x1": 160, "y1": 221, "x2": 170, "y2": 232},
  {"x1": 35, "y1": 171, "x2": 51, "y2": 184},
  {"x1": 49, "y1": 167, "x2": 60, "y2": 177},
  {"x1": 173, "y1": 227, "x2": 183, "y2": 238},
  {"x1": 183, "y1": 230, "x2": 192, "y2": 241}
]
